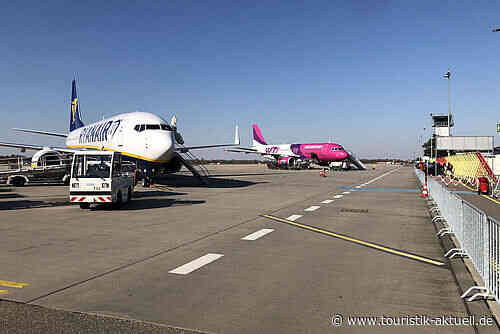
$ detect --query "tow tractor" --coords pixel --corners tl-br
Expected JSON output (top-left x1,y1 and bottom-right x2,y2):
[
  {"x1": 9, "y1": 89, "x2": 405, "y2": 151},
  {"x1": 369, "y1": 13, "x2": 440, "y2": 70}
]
[{"x1": 69, "y1": 151, "x2": 134, "y2": 209}]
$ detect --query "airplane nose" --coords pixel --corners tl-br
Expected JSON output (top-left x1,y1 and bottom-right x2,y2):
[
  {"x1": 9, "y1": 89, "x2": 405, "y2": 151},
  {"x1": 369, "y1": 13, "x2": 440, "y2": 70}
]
[
  {"x1": 341, "y1": 151, "x2": 348, "y2": 159},
  {"x1": 150, "y1": 131, "x2": 174, "y2": 161}
]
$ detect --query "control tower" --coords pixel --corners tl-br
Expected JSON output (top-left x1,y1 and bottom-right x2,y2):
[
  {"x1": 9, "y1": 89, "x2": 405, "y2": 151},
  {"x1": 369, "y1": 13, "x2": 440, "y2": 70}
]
[{"x1": 431, "y1": 113, "x2": 453, "y2": 137}]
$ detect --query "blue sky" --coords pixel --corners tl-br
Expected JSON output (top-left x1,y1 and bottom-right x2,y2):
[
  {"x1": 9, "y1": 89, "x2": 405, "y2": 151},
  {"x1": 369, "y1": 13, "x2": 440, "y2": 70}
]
[{"x1": 1, "y1": 1, "x2": 500, "y2": 159}]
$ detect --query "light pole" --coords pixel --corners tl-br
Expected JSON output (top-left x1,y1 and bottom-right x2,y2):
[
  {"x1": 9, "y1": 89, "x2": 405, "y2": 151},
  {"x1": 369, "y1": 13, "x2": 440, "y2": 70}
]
[{"x1": 443, "y1": 69, "x2": 451, "y2": 157}]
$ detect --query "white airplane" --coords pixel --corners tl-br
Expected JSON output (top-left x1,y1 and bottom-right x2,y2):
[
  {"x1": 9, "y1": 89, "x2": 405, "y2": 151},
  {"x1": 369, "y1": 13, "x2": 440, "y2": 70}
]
[{"x1": 0, "y1": 80, "x2": 239, "y2": 185}]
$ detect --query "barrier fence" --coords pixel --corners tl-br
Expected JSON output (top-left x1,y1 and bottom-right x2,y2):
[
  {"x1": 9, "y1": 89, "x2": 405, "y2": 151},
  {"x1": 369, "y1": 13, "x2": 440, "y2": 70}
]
[{"x1": 416, "y1": 169, "x2": 500, "y2": 304}]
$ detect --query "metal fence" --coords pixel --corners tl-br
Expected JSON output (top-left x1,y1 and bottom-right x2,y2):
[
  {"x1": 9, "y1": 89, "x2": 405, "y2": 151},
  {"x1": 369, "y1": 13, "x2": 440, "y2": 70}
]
[{"x1": 415, "y1": 169, "x2": 500, "y2": 304}]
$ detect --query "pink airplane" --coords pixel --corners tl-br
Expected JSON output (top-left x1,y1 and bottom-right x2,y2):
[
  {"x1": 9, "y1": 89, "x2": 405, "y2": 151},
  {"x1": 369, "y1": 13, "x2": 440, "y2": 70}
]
[{"x1": 226, "y1": 124, "x2": 365, "y2": 169}]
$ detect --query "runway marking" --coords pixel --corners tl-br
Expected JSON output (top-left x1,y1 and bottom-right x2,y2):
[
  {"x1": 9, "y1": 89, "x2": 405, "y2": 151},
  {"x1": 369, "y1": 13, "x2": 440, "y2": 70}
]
[
  {"x1": 261, "y1": 214, "x2": 446, "y2": 267},
  {"x1": 304, "y1": 206, "x2": 320, "y2": 212},
  {"x1": 342, "y1": 191, "x2": 351, "y2": 194},
  {"x1": 286, "y1": 214, "x2": 303, "y2": 221},
  {"x1": 363, "y1": 168, "x2": 400, "y2": 186},
  {"x1": 321, "y1": 200, "x2": 334, "y2": 204},
  {"x1": 0, "y1": 290, "x2": 7, "y2": 294},
  {"x1": 242, "y1": 229, "x2": 274, "y2": 241},
  {"x1": 355, "y1": 186, "x2": 362, "y2": 188},
  {"x1": 447, "y1": 183, "x2": 500, "y2": 204},
  {"x1": 0, "y1": 280, "x2": 28, "y2": 288},
  {"x1": 169, "y1": 253, "x2": 224, "y2": 275},
  {"x1": 341, "y1": 186, "x2": 420, "y2": 193},
  {"x1": 333, "y1": 195, "x2": 343, "y2": 199}
]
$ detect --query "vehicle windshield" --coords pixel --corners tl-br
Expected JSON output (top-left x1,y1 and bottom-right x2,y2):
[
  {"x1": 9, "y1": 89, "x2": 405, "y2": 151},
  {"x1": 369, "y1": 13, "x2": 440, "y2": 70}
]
[{"x1": 72, "y1": 154, "x2": 112, "y2": 178}]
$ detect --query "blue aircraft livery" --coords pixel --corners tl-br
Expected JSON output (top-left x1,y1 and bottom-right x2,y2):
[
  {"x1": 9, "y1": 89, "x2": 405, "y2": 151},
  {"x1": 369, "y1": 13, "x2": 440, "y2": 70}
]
[
  {"x1": 70, "y1": 79, "x2": 85, "y2": 132},
  {"x1": 78, "y1": 120, "x2": 121, "y2": 144}
]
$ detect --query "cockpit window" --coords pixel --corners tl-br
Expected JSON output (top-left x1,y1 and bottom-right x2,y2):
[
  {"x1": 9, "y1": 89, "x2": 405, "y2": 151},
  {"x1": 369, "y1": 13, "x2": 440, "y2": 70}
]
[
  {"x1": 146, "y1": 124, "x2": 161, "y2": 130},
  {"x1": 160, "y1": 124, "x2": 172, "y2": 131}
]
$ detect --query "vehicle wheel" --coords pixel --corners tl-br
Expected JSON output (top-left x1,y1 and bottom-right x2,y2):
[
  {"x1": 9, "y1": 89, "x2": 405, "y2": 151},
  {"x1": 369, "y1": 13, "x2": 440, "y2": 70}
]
[
  {"x1": 114, "y1": 191, "x2": 122, "y2": 209},
  {"x1": 80, "y1": 203, "x2": 90, "y2": 209},
  {"x1": 11, "y1": 178, "x2": 25, "y2": 187}
]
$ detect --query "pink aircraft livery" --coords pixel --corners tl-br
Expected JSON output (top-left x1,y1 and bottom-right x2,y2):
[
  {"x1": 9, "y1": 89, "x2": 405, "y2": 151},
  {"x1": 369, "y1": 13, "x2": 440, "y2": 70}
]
[{"x1": 226, "y1": 124, "x2": 366, "y2": 170}]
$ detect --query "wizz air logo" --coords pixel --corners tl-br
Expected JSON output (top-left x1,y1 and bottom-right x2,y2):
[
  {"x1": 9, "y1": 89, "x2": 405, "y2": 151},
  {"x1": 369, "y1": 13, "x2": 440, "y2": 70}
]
[{"x1": 265, "y1": 146, "x2": 279, "y2": 154}]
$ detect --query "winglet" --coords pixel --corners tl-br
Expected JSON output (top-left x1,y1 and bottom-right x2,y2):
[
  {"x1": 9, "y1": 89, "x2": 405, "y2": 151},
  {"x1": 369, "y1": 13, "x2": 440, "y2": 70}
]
[{"x1": 234, "y1": 125, "x2": 240, "y2": 145}]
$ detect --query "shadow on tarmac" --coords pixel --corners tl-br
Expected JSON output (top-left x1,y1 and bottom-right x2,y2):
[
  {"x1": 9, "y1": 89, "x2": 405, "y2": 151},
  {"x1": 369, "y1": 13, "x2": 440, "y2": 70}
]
[
  {"x1": 91, "y1": 198, "x2": 206, "y2": 211},
  {"x1": 0, "y1": 199, "x2": 69, "y2": 210},
  {"x1": 0, "y1": 193, "x2": 24, "y2": 199},
  {"x1": 153, "y1": 174, "x2": 264, "y2": 188},
  {"x1": 133, "y1": 190, "x2": 187, "y2": 198}
]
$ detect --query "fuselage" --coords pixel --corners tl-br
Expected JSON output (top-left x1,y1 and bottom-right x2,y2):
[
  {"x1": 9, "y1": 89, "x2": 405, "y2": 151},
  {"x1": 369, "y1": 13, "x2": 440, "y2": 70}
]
[
  {"x1": 66, "y1": 112, "x2": 175, "y2": 164},
  {"x1": 256, "y1": 143, "x2": 348, "y2": 164}
]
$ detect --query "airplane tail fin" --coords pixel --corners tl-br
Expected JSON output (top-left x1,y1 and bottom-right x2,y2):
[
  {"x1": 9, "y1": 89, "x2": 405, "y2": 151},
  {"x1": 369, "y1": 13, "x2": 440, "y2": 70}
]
[
  {"x1": 252, "y1": 124, "x2": 267, "y2": 147},
  {"x1": 70, "y1": 79, "x2": 84, "y2": 132}
]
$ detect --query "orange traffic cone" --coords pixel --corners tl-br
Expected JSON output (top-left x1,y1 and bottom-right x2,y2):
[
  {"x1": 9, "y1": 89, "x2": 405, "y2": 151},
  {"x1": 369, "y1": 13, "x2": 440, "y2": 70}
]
[{"x1": 421, "y1": 183, "x2": 428, "y2": 198}]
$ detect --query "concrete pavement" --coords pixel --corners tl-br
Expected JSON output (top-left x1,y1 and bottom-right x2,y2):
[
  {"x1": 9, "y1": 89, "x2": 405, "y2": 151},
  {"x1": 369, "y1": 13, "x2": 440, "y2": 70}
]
[{"x1": 0, "y1": 165, "x2": 494, "y2": 333}]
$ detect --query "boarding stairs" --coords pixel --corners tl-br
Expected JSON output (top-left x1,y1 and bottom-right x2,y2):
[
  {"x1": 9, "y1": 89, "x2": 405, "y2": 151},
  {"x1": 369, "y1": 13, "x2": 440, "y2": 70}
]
[
  {"x1": 347, "y1": 152, "x2": 366, "y2": 170},
  {"x1": 175, "y1": 146, "x2": 210, "y2": 184},
  {"x1": 477, "y1": 152, "x2": 497, "y2": 184}
]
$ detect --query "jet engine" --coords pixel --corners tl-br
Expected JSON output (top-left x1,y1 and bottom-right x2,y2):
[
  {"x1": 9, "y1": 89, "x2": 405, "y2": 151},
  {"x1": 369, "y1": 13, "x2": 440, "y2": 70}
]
[
  {"x1": 161, "y1": 154, "x2": 183, "y2": 174},
  {"x1": 277, "y1": 157, "x2": 295, "y2": 169}
]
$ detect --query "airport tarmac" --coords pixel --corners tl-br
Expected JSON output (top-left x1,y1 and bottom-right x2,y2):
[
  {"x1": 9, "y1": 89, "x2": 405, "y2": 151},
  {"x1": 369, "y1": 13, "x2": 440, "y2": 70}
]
[{"x1": 0, "y1": 165, "x2": 496, "y2": 333}]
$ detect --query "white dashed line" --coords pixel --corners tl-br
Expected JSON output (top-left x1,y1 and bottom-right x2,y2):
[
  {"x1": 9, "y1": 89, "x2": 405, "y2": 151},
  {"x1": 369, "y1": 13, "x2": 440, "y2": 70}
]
[
  {"x1": 333, "y1": 195, "x2": 343, "y2": 199},
  {"x1": 321, "y1": 200, "x2": 334, "y2": 204},
  {"x1": 355, "y1": 186, "x2": 362, "y2": 188},
  {"x1": 363, "y1": 168, "x2": 399, "y2": 186},
  {"x1": 242, "y1": 229, "x2": 274, "y2": 241},
  {"x1": 286, "y1": 215, "x2": 303, "y2": 221},
  {"x1": 304, "y1": 206, "x2": 320, "y2": 212},
  {"x1": 342, "y1": 191, "x2": 350, "y2": 194},
  {"x1": 169, "y1": 253, "x2": 224, "y2": 275}
]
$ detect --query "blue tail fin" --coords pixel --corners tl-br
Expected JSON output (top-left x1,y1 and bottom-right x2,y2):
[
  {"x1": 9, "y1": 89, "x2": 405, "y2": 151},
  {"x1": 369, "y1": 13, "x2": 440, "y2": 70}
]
[{"x1": 70, "y1": 79, "x2": 84, "y2": 132}]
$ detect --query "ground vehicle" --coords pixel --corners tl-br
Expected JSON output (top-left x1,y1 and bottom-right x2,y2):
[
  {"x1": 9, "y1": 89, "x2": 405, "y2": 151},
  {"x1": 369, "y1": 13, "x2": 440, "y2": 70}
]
[{"x1": 69, "y1": 151, "x2": 134, "y2": 209}]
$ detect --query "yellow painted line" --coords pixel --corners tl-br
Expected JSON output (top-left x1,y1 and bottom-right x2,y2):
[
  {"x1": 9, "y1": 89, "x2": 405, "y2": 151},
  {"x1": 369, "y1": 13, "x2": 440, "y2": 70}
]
[
  {"x1": 0, "y1": 290, "x2": 7, "y2": 294},
  {"x1": 151, "y1": 184, "x2": 173, "y2": 191},
  {"x1": 458, "y1": 183, "x2": 500, "y2": 204},
  {"x1": 261, "y1": 214, "x2": 446, "y2": 267},
  {"x1": 0, "y1": 280, "x2": 28, "y2": 288}
]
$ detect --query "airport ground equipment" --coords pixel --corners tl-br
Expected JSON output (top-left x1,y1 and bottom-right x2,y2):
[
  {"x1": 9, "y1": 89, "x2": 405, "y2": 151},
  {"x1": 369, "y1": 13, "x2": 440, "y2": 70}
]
[
  {"x1": 0, "y1": 154, "x2": 71, "y2": 186},
  {"x1": 69, "y1": 151, "x2": 134, "y2": 209},
  {"x1": 416, "y1": 169, "x2": 500, "y2": 304}
]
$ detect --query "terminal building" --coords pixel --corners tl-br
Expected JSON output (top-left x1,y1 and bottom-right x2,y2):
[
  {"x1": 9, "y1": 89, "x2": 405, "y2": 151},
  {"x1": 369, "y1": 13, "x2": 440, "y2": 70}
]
[{"x1": 422, "y1": 113, "x2": 497, "y2": 175}]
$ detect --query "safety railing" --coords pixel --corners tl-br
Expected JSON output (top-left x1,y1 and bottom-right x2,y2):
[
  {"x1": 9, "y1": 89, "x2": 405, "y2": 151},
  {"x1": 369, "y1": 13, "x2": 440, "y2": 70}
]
[{"x1": 416, "y1": 169, "x2": 500, "y2": 304}]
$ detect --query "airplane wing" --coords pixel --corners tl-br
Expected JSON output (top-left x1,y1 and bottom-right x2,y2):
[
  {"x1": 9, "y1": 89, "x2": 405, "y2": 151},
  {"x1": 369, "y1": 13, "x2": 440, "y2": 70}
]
[
  {"x1": 0, "y1": 142, "x2": 77, "y2": 153},
  {"x1": 176, "y1": 143, "x2": 239, "y2": 153},
  {"x1": 175, "y1": 125, "x2": 240, "y2": 153},
  {"x1": 12, "y1": 128, "x2": 68, "y2": 138},
  {"x1": 223, "y1": 147, "x2": 258, "y2": 154}
]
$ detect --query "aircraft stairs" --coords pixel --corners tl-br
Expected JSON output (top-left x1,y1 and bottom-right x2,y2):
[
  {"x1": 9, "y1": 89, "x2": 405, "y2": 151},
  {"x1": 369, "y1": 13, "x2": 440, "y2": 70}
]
[
  {"x1": 347, "y1": 151, "x2": 366, "y2": 170},
  {"x1": 175, "y1": 147, "x2": 210, "y2": 185}
]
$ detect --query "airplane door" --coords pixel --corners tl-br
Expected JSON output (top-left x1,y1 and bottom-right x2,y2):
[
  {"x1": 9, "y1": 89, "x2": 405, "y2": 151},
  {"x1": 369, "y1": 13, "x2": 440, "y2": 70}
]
[
  {"x1": 145, "y1": 130, "x2": 149, "y2": 151},
  {"x1": 114, "y1": 120, "x2": 125, "y2": 149}
]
